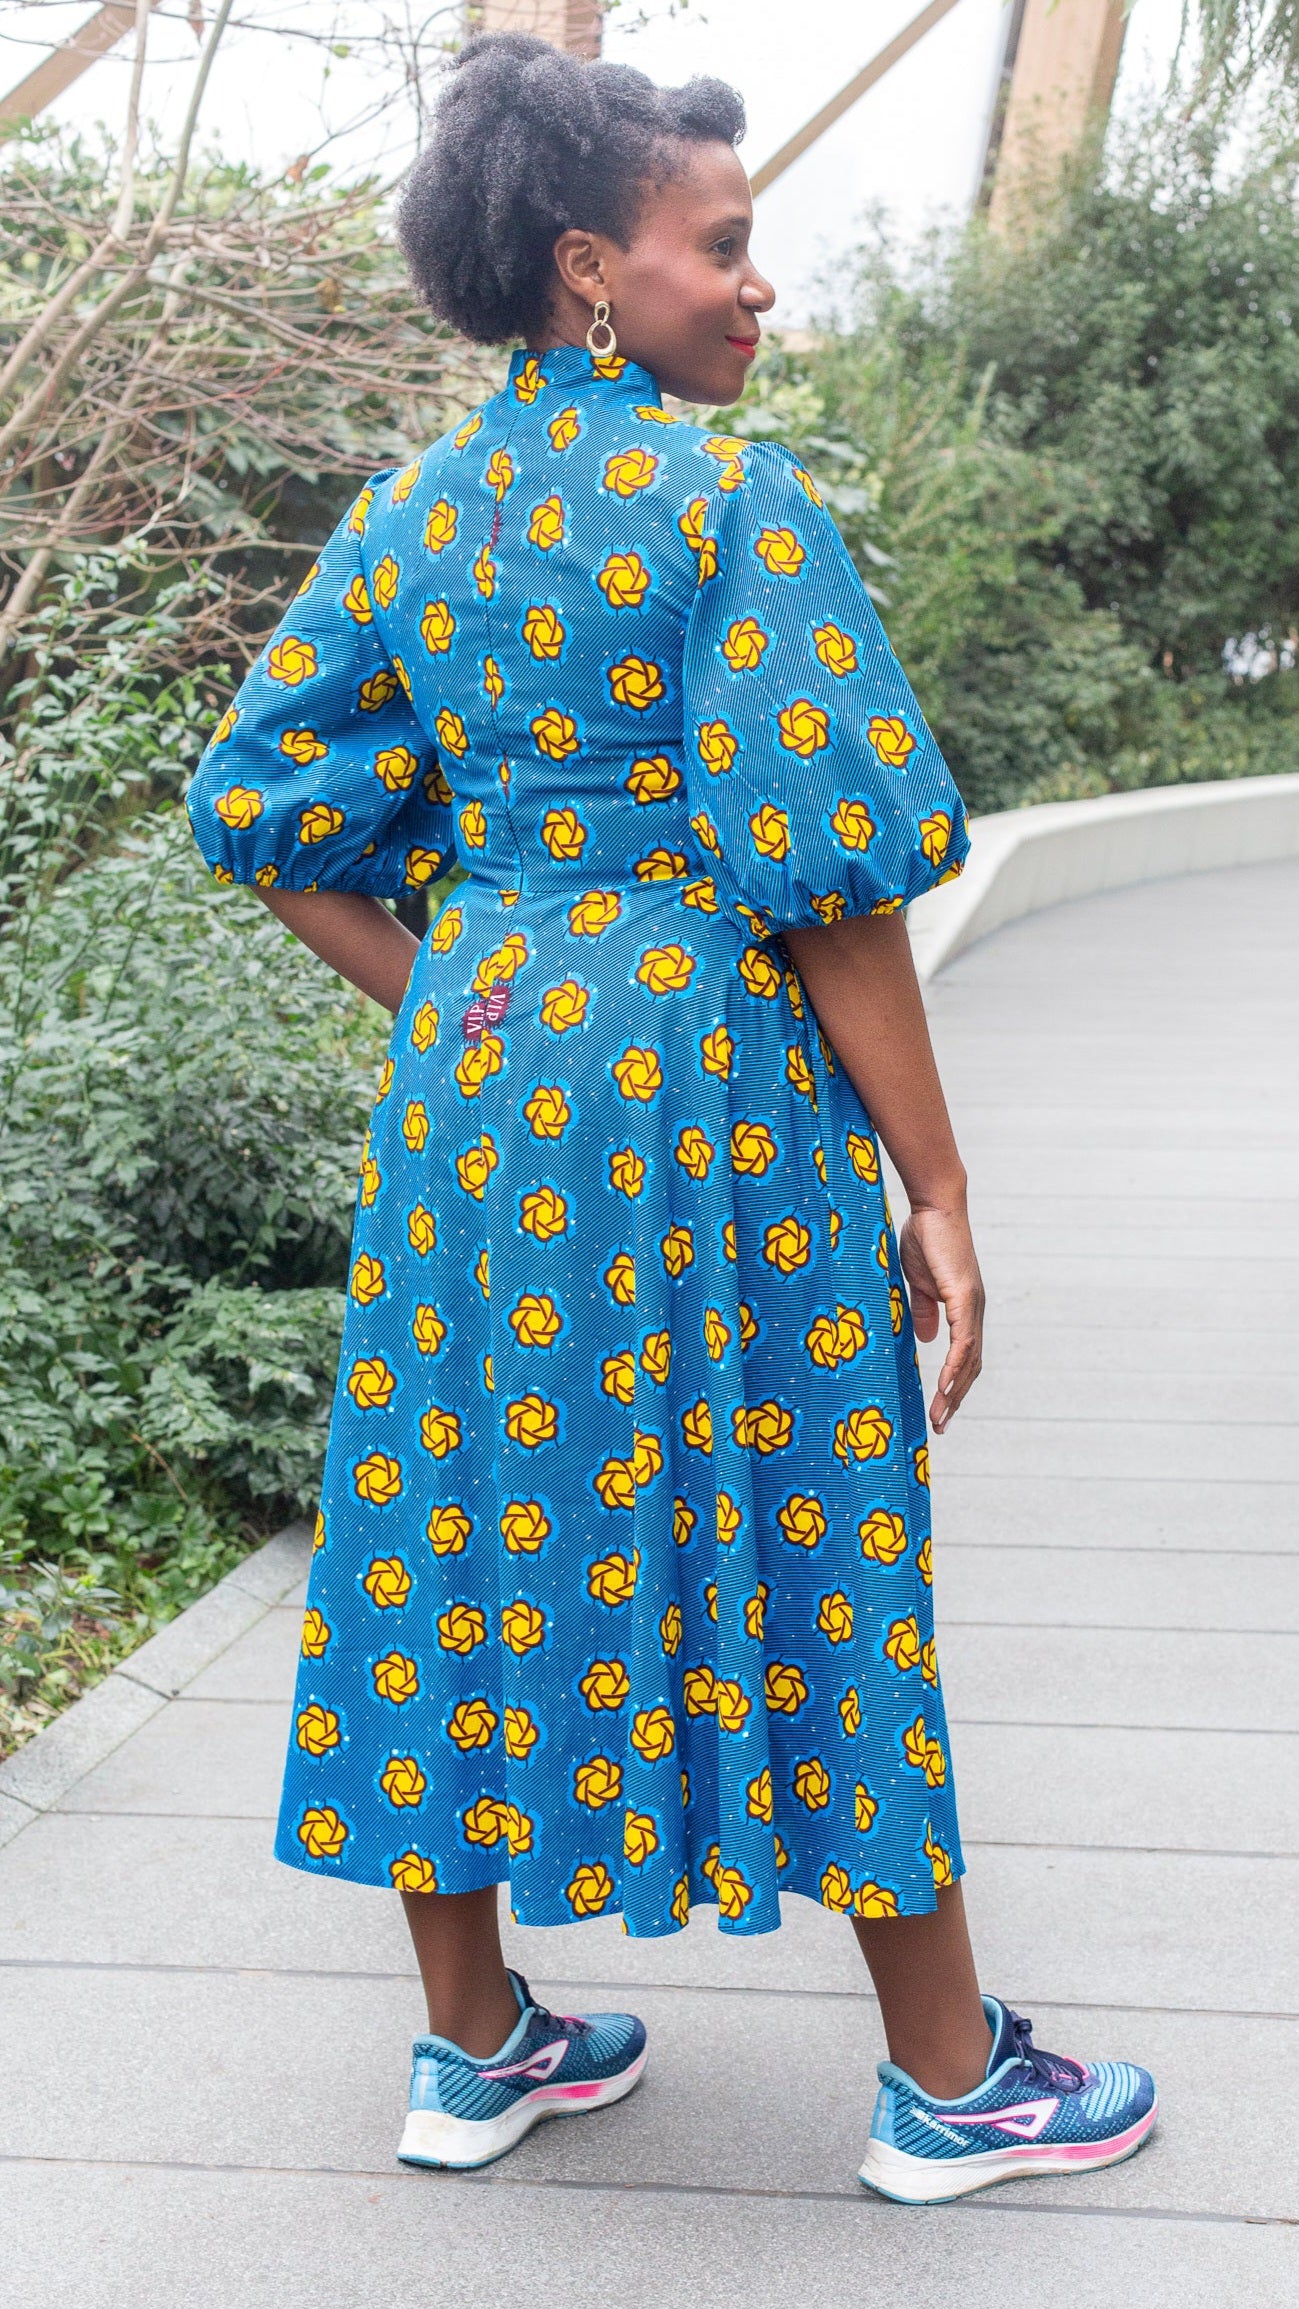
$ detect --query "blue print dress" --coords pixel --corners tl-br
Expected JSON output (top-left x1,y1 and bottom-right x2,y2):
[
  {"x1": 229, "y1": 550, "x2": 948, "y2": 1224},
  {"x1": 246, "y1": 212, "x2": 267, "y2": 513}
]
[{"x1": 187, "y1": 343, "x2": 971, "y2": 1937}]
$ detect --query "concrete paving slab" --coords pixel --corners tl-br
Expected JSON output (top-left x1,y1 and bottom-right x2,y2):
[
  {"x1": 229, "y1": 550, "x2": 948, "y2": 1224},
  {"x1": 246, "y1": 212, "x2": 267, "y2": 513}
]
[
  {"x1": 936, "y1": 1417, "x2": 1299, "y2": 1483},
  {"x1": 56, "y1": 1699, "x2": 285, "y2": 1820},
  {"x1": 0, "y1": 1967, "x2": 1292, "y2": 2219},
  {"x1": 0, "y1": 1673, "x2": 165, "y2": 1813},
  {"x1": 942, "y1": 1623, "x2": 1299, "y2": 1731},
  {"x1": 0, "y1": 1792, "x2": 36, "y2": 1850},
  {"x1": 933, "y1": 1475, "x2": 1299, "y2": 1553},
  {"x1": 942, "y1": 1148, "x2": 1299, "y2": 1199},
  {"x1": 0, "y1": 1814, "x2": 412, "y2": 1979},
  {"x1": 949, "y1": 1095, "x2": 1297, "y2": 1129},
  {"x1": 224, "y1": 1525, "x2": 313, "y2": 1606},
  {"x1": 949, "y1": 1720, "x2": 1299, "y2": 1856},
  {"x1": 972, "y1": 1216, "x2": 1299, "y2": 1262},
  {"x1": 935, "y1": 1542, "x2": 1299, "y2": 1633},
  {"x1": 118, "y1": 1580, "x2": 270, "y2": 1702},
  {"x1": 947, "y1": 1088, "x2": 1298, "y2": 1128},
  {"x1": 0, "y1": 1968, "x2": 877, "y2": 2192},
  {"x1": 920, "y1": 1369, "x2": 1299, "y2": 1425},
  {"x1": 4, "y1": 2163, "x2": 1296, "y2": 2309},
  {"x1": 184, "y1": 1609, "x2": 303, "y2": 1703},
  {"x1": 920, "y1": 1323, "x2": 1292, "y2": 1378},
  {"x1": 952, "y1": 1274, "x2": 1296, "y2": 1331},
  {"x1": 50, "y1": 1666, "x2": 1299, "y2": 1866},
  {"x1": 6, "y1": 1808, "x2": 1290, "y2": 2012}
]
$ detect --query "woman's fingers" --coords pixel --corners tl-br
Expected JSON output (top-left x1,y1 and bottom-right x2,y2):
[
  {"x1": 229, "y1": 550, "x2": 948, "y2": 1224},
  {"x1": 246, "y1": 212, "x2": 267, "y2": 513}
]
[
  {"x1": 908, "y1": 1275, "x2": 941, "y2": 1343},
  {"x1": 899, "y1": 1210, "x2": 984, "y2": 1431},
  {"x1": 931, "y1": 1278, "x2": 984, "y2": 1430},
  {"x1": 932, "y1": 1324, "x2": 982, "y2": 1428}
]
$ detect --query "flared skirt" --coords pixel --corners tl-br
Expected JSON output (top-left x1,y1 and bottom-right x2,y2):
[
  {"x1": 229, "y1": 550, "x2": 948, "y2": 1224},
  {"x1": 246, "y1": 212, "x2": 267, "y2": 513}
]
[{"x1": 274, "y1": 877, "x2": 963, "y2": 1934}]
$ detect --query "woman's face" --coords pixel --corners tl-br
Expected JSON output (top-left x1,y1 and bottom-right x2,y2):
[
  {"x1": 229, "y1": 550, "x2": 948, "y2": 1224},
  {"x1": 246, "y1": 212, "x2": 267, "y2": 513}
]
[{"x1": 548, "y1": 141, "x2": 775, "y2": 405}]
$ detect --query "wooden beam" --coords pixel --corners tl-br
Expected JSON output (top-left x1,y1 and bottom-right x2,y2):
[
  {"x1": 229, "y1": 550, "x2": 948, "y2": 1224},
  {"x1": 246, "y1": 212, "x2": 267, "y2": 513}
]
[
  {"x1": 749, "y1": 0, "x2": 964, "y2": 199},
  {"x1": 0, "y1": 0, "x2": 165, "y2": 126},
  {"x1": 987, "y1": 0, "x2": 1127, "y2": 229},
  {"x1": 471, "y1": 0, "x2": 602, "y2": 57}
]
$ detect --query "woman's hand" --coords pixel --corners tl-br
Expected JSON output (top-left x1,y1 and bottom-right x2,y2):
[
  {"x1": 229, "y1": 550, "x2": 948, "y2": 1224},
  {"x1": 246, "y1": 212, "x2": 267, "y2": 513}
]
[
  {"x1": 899, "y1": 1201, "x2": 985, "y2": 1433},
  {"x1": 255, "y1": 888, "x2": 420, "y2": 1016},
  {"x1": 782, "y1": 909, "x2": 985, "y2": 1434}
]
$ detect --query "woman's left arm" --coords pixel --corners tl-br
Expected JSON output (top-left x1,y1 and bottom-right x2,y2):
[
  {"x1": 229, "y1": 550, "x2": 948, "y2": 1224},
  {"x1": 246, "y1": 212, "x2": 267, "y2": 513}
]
[
  {"x1": 258, "y1": 888, "x2": 420, "y2": 1017},
  {"x1": 783, "y1": 910, "x2": 984, "y2": 1432}
]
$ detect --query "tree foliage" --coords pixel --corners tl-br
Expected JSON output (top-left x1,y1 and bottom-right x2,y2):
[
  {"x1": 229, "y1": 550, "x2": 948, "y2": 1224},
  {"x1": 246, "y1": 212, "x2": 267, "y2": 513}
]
[
  {"x1": 0, "y1": 112, "x2": 490, "y2": 1751},
  {"x1": 709, "y1": 121, "x2": 1299, "y2": 811}
]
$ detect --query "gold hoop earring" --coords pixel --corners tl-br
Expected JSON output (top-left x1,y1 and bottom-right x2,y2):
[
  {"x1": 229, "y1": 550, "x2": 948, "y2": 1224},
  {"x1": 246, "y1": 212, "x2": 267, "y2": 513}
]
[{"x1": 585, "y1": 300, "x2": 617, "y2": 358}]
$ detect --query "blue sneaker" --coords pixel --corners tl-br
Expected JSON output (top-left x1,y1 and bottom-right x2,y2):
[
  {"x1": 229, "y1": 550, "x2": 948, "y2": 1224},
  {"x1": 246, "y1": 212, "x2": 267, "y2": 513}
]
[
  {"x1": 397, "y1": 1968, "x2": 648, "y2": 2169},
  {"x1": 860, "y1": 1996, "x2": 1157, "y2": 2203}
]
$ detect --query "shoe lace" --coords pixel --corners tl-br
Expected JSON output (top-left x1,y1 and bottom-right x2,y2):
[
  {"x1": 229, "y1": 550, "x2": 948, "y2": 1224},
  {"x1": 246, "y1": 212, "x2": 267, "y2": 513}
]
[
  {"x1": 532, "y1": 2000, "x2": 591, "y2": 2041},
  {"x1": 1006, "y1": 2008, "x2": 1087, "y2": 2093}
]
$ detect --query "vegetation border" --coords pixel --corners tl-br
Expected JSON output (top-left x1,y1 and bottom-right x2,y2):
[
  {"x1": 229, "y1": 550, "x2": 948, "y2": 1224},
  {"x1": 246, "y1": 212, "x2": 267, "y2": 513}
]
[{"x1": 0, "y1": 1520, "x2": 311, "y2": 1848}]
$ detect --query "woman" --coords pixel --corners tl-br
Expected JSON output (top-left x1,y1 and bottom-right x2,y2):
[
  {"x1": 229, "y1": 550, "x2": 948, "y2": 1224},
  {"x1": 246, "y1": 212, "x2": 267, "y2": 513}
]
[{"x1": 187, "y1": 32, "x2": 1156, "y2": 2201}]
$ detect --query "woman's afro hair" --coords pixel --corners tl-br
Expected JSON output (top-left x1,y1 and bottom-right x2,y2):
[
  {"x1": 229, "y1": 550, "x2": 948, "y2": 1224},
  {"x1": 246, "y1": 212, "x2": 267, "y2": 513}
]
[{"x1": 397, "y1": 32, "x2": 746, "y2": 345}]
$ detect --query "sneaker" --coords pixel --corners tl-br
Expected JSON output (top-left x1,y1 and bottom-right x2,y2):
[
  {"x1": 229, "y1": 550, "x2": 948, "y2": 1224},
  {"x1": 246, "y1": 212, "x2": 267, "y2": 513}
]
[
  {"x1": 859, "y1": 1996, "x2": 1157, "y2": 2204},
  {"x1": 397, "y1": 1968, "x2": 648, "y2": 2170}
]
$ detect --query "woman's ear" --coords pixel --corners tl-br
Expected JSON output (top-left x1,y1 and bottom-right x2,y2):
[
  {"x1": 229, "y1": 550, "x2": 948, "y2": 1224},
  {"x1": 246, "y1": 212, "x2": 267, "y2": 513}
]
[{"x1": 552, "y1": 228, "x2": 608, "y2": 301}]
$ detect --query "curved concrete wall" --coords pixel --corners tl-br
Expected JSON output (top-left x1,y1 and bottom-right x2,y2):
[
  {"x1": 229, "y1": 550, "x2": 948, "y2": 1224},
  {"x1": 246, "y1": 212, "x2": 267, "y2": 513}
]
[{"x1": 906, "y1": 772, "x2": 1299, "y2": 982}]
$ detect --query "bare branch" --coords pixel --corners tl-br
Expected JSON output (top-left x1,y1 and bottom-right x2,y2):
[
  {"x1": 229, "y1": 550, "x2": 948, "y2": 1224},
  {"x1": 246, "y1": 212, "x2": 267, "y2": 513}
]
[{"x1": 110, "y1": 0, "x2": 154, "y2": 242}]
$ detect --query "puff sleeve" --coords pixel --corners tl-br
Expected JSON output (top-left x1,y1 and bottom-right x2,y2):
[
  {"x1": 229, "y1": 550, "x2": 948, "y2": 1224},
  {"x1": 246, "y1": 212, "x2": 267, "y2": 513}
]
[
  {"x1": 186, "y1": 475, "x2": 455, "y2": 897},
  {"x1": 681, "y1": 440, "x2": 968, "y2": 931}
]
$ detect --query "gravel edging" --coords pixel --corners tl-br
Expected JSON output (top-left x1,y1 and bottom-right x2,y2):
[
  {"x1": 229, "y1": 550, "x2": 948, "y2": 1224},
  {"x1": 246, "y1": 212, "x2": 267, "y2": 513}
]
[{"x1": 0, "y1": 1521, "x2": 312, "y2": 1845}]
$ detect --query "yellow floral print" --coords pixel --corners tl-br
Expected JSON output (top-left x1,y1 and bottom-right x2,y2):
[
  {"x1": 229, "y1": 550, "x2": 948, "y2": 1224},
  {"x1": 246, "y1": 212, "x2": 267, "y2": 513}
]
[
  {"x1": 423, "y1": 498, "x2": 457, "y2": 552},
  {"x1": 754, "y1": 525, "x2": 806, "y2": 576},
  {"x1": 426, "y1": 1502, "x2": 471, "y2": 1555},
  {"x1": 696, "y1": 718, "x2": 738, "y2": 775},
  {"x1": 602, "y1": 447, "x2": 658, "y2": 497},
  {"x1": 608, "y1": 654, "x2": 665, "y2": 711},
  {"x1": 598, "y1": 550, "x2": 652, "y2": 608},
  {"x1": 419, "y1": 598, "x2": 455, "y2": 656},
  {"x1": 531, "y1": 706, "x2": 579, "y2": 760},
  {"x1": 527, "y1": 494, "x2": 565, "y2": 551},
  {"x1": 296, "y1": 1703, "x2": 339, "y2": 1755},
  {"x1": 372, "y1": 1651, "x2": 419, "y2": 1704},
  {"x1": 298, "y1": 1805, "x2": 348, "y2": 1859},
  {"x1": 497, "y1": 1499, "x2": 549, "y2": 1553}
]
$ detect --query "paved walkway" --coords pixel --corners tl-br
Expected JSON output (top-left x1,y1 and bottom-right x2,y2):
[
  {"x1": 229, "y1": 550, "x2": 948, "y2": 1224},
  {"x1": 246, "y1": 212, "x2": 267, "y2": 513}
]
[{"x1": 2, "y1": 861, "x2": 1297, "y2": 2306}]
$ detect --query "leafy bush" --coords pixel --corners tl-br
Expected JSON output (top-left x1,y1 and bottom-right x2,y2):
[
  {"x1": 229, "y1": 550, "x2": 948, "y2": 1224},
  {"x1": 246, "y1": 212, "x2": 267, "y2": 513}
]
[
  {"x1": 708, "y1": 121, "x2": 1299, "y2": 812},
  {"x1": 0, "y1": 812, "x2": 386, "y2": 1752},
  {"x1": 0, "y1": 125, "x2": 492, "y2": 1751}
]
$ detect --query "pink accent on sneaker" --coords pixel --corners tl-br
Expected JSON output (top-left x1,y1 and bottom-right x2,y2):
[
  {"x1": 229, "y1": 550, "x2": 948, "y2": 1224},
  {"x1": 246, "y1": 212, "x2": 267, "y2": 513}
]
[
  {"x1": 943, "y1": 2097, "x2": 1060, "y2": 2140},
  {"x1": 1039, "y1": 2108, "x2": 1157, "y2": 2164}
]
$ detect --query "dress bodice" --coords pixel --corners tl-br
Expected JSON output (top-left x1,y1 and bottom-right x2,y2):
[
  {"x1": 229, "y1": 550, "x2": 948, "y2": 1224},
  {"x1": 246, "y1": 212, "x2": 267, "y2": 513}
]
[{"x1": 188, "y1": 344, "x2": 968, "y2": 931}]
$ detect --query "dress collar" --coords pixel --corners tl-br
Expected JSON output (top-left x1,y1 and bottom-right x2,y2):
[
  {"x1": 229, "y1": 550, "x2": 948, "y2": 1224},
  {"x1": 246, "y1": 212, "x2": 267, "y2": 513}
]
[{"x1": 507, "y1": 343, "x2": 662, "y2": 408}]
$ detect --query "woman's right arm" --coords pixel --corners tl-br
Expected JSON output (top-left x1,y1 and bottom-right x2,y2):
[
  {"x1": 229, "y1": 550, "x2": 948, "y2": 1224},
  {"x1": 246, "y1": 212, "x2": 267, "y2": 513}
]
[
  {"x1": 186, "y1": 473, "x2": 458, "y2": 930},
  {"x1": 257, "y1": 888, "x2": 421, "y2": 1018}
]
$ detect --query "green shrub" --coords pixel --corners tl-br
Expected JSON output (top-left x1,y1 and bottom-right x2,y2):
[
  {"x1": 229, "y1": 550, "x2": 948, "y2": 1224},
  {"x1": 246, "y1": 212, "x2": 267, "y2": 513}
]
[
  {"x1": 0, "y1": 812, "x2": 386, "y2": 1750},
  {"x1": 707, "y1": 121, "x2": 1299, "y2": 812}
]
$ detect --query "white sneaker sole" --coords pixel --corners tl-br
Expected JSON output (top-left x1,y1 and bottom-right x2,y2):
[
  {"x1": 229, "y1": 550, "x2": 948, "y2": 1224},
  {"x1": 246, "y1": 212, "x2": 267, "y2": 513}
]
[
  {"x1": 397, "y1": 2046, "x2": 649, "y2": 2171},
  {"x1": 859, "y1": 2099, "x2": 1158, "y2": 2204}
]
